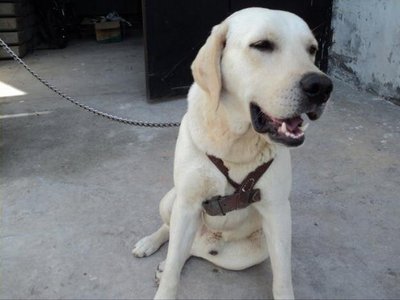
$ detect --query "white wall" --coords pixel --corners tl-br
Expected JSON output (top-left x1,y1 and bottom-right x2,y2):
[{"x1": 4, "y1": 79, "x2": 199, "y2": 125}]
[{"x1": 329, "y1": 0, "x2": 400, "y2": 104}]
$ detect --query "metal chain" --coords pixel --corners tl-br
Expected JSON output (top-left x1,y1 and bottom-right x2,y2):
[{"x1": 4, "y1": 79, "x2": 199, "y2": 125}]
[{"x1": 0, "y1": 37, "x2": 180, "y2": 128}]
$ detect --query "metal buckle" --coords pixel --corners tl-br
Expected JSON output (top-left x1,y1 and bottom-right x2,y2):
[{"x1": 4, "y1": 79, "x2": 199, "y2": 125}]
[
  {"x1": 202, "y1": 195, "x2": 225, "y2": 216},
  {"x1": 241, "y1": 178, "x2": 255, "y2": 192}
]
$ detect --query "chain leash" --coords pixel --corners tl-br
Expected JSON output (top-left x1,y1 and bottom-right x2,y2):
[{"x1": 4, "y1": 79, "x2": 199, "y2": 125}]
[{"x1": 0, "y1": 38, "x2": 181, "y2": 128}]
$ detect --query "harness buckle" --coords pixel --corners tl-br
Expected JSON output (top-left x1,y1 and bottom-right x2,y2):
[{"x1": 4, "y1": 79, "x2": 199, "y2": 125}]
[
  {"x1": 241, "y1": 178, "x2": 255, "y2": 192},
  {"x1": 202, "y1": 195, "x2": 226, "y2": 216}
]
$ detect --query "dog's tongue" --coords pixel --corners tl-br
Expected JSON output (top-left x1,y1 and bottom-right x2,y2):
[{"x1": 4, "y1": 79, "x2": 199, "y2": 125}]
[{"x1": 284, "y1": 116, "x2": 303, "y2": 132}]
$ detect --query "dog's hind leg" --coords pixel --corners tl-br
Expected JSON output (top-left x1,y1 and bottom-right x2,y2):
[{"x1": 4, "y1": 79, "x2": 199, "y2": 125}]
[
  {"x1": 132, "y1": 188, "x2": 176, "y2": 258},
  {"x1": 159, "y1": 187, "x2": 176, "y2": 226}
]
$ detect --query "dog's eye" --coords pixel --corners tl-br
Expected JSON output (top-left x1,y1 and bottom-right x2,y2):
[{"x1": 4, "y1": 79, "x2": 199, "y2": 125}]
[
  {"x1": 250, "y1": 40, "x2": 275, "y2": 52},
  {"x1": 308, "y1": 45, "x2": 318, "y2": 55}
]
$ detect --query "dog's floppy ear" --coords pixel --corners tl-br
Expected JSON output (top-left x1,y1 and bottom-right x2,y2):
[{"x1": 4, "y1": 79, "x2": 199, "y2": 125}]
[{"x1": 191, "y1": 22, "x2": 228, "y2": 104}]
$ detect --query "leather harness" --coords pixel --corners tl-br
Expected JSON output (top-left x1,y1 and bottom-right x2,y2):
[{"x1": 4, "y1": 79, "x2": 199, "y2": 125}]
[{"x1": 202, "y1": 155, "x2": 274, "y2": 216}]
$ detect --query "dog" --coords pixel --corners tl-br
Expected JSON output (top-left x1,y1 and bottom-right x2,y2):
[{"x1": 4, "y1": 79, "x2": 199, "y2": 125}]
[{"x1": 132, "y1": 7, "x2": 333, "y2": 299}]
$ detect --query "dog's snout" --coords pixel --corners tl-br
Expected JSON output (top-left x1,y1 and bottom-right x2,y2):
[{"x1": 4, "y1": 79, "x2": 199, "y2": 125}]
[{"x1": 300, "y1": 73, "x2": 333, "y2": 104}]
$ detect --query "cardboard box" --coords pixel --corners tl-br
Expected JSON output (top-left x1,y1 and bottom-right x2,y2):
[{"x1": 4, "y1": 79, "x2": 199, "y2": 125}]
[{"x1": 94, "y1": 21, "x2": 121, "y2": 43}]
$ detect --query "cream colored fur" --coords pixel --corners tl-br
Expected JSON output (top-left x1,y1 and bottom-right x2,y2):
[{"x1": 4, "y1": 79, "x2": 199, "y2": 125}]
[{"x1": 132, "y1": 7, "x2": 329, "y2": 299}]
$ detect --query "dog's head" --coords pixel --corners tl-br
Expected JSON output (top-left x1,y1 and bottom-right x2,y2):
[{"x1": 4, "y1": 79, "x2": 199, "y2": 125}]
[{"x1": 191, "y1": 8, "x2": 333, "y2": 147}]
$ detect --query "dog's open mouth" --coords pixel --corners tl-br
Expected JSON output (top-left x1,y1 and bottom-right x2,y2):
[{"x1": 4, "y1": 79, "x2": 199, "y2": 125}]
[{"x1": 250, "y1": 103, "x2": 316, "y2": 147}]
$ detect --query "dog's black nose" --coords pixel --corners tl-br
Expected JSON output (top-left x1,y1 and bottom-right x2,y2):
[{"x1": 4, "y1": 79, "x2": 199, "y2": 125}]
[{"x1": 300, "y1": 73, "x2": 333, "y2": 104}]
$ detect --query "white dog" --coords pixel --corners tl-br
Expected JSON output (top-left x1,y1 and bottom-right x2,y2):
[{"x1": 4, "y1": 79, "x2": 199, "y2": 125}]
[{"x1": 133, "y1": 7, "x2": 333, "y2": 299}]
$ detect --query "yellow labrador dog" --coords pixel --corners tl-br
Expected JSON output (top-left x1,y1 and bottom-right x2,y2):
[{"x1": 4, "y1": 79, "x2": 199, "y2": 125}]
[{"x1": 133, "y1": 7, "x2": 333, "y2": 299}]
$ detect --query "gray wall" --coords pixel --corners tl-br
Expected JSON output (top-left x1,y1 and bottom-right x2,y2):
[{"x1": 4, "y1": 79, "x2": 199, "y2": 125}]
[{"x1": 329, "y1": 0, "x2": 400, "y2": 104}]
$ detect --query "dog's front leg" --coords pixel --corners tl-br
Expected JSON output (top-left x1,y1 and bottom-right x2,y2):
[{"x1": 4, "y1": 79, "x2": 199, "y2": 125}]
[
  {"x1": 257, "y1": 200, "x2": 294, "y2": 299},
  {"x1": 154, "y1": 196, "x2": 201, "y2": 299}
]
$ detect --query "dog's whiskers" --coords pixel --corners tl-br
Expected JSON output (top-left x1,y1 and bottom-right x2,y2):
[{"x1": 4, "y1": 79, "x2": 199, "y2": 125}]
[{"x1": 311, "y1": 22, "x2": 325, "y2": 33}]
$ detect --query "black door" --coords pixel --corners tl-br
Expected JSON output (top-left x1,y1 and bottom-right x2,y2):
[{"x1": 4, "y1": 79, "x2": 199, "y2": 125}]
[{"x1": 142, "y1": 0, "x2": 332, "y2": 101}]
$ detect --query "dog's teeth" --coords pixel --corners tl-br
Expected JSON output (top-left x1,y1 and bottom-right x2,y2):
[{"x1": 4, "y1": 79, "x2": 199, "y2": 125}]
[
  {"x1": 283, "y1": 131, "x2": 304, "y2": 139},
  {"x1": 280, "y1": 121, "x2": 305, "y2": 139},
  {"x1": 302, "y1": 123, "x2": 309, "y2": 131},
  {"x1": 281, "y1": 122, "x2": 288, "y2": 133}
]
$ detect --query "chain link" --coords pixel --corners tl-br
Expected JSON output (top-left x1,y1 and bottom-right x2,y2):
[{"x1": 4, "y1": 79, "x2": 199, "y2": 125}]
[{"x1": 0, "y1": 38, "x2": 181, "y2": 128}]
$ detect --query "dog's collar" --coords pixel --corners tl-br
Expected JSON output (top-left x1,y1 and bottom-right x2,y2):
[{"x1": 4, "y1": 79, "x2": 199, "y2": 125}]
[{"x1": 202, "y1": 155, "x2": 273, "y2": 216}]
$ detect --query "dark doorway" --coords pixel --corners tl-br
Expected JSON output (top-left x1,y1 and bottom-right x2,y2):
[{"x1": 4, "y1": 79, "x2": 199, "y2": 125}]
[{"x1": 142, "y1": 0, "x2": 332, "y2": 101}]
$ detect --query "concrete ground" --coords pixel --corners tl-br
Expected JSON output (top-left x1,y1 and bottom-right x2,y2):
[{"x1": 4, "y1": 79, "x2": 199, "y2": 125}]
[{"x1": 1, "y1": 36, "x2": 399, "y2": 299}]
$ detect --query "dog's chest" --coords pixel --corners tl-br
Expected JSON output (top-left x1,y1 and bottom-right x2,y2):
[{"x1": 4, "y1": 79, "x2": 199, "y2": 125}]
[
  {"x1": 201, "y1": 154, "x2": 272, "y2": 232},
  {"x1": 202, "y1": 205, "x2": 261, "y2": 234}
]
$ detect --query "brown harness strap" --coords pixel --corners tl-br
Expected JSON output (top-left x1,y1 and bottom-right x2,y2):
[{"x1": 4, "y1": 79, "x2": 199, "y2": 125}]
[
  {"x1": 203, "y1": 155, "x2": 274, "y2": 216},
  {"x1": 207, "y1": 155, "x2": 241, "y2": 190}
]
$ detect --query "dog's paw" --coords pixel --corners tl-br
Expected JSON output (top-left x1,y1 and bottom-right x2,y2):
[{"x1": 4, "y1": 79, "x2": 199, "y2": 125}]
[
  {"x1": 132, "y1": 235, "x2": 159, "y2": 258},
  {"x1": 155, "y1": 260, "x2": 165, "y2": 286}
]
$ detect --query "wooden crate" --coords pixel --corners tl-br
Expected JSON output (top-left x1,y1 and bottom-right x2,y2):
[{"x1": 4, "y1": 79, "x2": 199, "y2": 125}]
[
  {"x1": 0, "y1": 2, "x2": 32, "y2": 17},
  {"x1": 0, "y1": 28, "x2": 32, "y2": 44},
  {"x1": 0, "y1": 2, "x2": 34, "y2": 58},
  {"x1": 0, "y1": 42, "x2": 27, "y2": 58},
  {"x1": 0, "y1": 14, "x2": 34, "y2": 31}
]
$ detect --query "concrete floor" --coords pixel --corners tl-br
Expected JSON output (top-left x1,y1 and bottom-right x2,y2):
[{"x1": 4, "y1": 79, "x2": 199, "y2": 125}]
[{"x1": 0, "y1": 36, "x2": 399, "y2": 299}]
